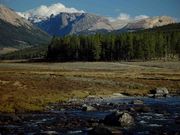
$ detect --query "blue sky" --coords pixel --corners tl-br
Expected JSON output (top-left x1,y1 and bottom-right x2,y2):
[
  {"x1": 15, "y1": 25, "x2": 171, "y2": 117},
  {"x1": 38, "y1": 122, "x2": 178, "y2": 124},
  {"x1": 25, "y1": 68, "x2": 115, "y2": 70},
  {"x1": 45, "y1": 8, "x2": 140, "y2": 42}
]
[{"x1": 1, "y1": 0, "x2": 180, "y2": 19}]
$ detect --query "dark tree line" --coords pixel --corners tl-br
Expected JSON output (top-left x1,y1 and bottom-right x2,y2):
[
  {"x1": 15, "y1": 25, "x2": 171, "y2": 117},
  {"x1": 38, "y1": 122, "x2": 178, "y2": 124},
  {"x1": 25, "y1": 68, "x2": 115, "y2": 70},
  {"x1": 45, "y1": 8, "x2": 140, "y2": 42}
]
[{"x1": 47, "y1": 31, "x2": 180, "y2": 61}]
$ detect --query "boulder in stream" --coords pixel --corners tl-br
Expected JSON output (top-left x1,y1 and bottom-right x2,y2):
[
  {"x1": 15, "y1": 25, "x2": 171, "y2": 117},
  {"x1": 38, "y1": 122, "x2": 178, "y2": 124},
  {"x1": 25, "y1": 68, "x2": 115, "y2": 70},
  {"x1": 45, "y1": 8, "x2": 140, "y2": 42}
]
[
  {"x1": 82, "y1": 104, "x2": 96, "y2": 111},
  {"x1": 131, "y1": 99, "x2": 144, "y2": 105},
  {"x1": 149, "y1": 87, "x2": 169, "y2": 98},
  {"x1": 104, "y1": 111, "x2": 134, "y2": 127}
]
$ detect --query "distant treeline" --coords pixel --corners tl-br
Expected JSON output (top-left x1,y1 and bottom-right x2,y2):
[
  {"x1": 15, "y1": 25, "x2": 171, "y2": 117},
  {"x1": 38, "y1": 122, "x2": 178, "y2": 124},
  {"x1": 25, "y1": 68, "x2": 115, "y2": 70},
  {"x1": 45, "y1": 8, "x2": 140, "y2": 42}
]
[
  {"x1": 1, "y1": 23, "x2": 180, "y2": 61},
  {"x1": 47, "y1": 31, "x2": 180, "y2": 61}
]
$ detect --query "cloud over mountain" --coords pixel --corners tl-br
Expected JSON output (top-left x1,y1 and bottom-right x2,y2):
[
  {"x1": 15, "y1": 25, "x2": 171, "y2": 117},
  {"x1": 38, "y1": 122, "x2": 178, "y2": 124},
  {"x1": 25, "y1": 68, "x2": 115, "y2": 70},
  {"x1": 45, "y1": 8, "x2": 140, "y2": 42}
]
[
  {"x1": 108, "y1": 13, "x2": 149, "y2": 22},
  {"x1": 117, "y1": 13, "x2": 130, "y2": 20},
  {"x1": 17, "y1": 3, "x2": 85, "y2": 22}
]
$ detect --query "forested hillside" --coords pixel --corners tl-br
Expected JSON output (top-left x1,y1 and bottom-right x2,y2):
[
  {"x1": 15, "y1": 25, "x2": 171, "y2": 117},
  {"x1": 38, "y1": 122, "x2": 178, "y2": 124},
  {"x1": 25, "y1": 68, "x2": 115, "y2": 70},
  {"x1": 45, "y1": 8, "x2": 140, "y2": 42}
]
[
  {"x1": 1, "y1": 23, "x2": 180, "y2": 61},
  {"x1": 47, "y1": 23, "x2": 180, "y2": 61}
]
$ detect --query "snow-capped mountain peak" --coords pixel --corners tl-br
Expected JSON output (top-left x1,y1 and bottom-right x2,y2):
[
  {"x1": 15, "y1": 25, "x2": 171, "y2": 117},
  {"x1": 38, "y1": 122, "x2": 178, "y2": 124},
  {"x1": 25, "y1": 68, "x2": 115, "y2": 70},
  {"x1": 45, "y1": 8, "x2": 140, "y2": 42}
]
[{"x1": 17, "y1": 3, "x2": 85, "y2": 23}]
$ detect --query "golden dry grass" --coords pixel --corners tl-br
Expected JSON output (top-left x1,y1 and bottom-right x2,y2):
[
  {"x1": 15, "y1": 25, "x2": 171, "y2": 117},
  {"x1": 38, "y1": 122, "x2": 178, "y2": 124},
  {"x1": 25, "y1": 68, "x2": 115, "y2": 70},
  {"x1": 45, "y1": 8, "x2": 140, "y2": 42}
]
[{"x1": 0, "y1": 61, "x2": 179, "y2": 112}]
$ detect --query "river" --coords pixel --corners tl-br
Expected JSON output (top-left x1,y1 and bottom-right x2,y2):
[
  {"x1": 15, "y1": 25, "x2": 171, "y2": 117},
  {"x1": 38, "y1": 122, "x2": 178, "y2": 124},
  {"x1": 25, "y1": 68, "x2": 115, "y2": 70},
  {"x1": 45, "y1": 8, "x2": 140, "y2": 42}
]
[{"x1": 0, "y1": 96, "x2": 180, "y2": 135}]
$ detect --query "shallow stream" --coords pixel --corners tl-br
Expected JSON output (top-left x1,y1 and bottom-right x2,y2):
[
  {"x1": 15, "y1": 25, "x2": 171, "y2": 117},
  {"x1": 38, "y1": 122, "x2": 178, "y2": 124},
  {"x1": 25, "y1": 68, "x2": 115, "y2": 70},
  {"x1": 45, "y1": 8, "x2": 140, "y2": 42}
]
[{"x1": 0, "y1": 97, "x2": 180, "y2": 135}]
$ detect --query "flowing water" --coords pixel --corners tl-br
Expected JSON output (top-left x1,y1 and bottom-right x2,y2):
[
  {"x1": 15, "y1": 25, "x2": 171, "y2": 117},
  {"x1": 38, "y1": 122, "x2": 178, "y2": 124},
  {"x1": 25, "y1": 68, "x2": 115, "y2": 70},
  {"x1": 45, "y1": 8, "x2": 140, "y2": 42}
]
[{"x1": 0, "y1": 97, "x2": 180, "y2": 135}]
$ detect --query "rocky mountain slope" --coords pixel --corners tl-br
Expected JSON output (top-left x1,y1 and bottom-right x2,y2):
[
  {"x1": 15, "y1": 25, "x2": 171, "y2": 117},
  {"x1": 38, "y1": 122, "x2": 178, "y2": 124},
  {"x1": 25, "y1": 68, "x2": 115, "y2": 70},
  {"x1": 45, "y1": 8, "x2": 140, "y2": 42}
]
[
  {"x1": 124, "y1": 16, "x2": 175, "y2": 31},
  {"x1": 32, "y1": 13, "x2": 175, "y2": 36},
  {"x1": 0, "y1": 5, "x2": 51, "y2": 50},
  {"x1": 34, "y1": 13, "x2": 114, "y2": 36}
]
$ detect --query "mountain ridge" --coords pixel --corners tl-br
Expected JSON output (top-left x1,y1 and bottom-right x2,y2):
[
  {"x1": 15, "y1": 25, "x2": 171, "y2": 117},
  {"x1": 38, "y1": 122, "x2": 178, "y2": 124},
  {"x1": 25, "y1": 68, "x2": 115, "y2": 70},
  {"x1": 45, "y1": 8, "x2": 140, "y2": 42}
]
[
  {"x1": 30, "y1": 12, "x2": 175, "y2": 36},
  {"x1": 34, "y1": 12, "x2": 115, "y2": 36},
  {"x1": 0, "y1": 5, "x2": 51, "y2": 51}
]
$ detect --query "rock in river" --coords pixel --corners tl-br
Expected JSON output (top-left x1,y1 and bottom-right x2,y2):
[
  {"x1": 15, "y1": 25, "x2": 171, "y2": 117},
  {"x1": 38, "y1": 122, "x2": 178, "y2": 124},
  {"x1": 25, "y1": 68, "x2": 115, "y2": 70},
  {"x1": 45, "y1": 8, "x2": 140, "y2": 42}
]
[
  {"x1": 149, "y1": 87, "x2": 169, "y2": 98},
  {"x1": 82, "y1": 104, "x2": 97, "y2": 111},
  {"x1": 104, "y1": 111, "x2": 134, "y2": 127},
  {"x1": 131, "y1": 99, "x2": 144, "y2": 105}
]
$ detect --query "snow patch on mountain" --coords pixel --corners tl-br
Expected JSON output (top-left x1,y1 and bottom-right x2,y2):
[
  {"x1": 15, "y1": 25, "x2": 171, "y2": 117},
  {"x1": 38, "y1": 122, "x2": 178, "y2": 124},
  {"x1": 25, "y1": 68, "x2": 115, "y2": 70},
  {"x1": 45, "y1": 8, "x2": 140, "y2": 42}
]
[{"x1": 17, "y1": 3, "x2": 85, "y2": 23}]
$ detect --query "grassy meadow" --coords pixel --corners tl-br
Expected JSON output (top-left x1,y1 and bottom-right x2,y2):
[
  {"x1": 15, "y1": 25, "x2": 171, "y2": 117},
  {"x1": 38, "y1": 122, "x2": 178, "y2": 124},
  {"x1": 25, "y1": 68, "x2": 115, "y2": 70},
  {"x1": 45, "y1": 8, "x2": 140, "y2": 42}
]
[{"x1": 0, "y1": 61, "x2": 180, "y2": 113}]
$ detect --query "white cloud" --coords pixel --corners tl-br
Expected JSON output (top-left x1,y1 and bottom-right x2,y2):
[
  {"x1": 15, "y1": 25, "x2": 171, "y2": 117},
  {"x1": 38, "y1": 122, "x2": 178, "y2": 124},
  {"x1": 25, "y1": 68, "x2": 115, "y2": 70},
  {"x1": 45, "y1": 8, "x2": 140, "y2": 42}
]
[
  {"x1": 117, "y1": 13, "x2": 130, "y2": 20},
  {"x1": 107, "y1": 13, "x2": 149, "y2": 22},
  {"x1": 107, "y1": 13, "x2": 130, "y2": 22},
  {"x1": 18, "y1": 3, "x2": 85, "y2": 19}
]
